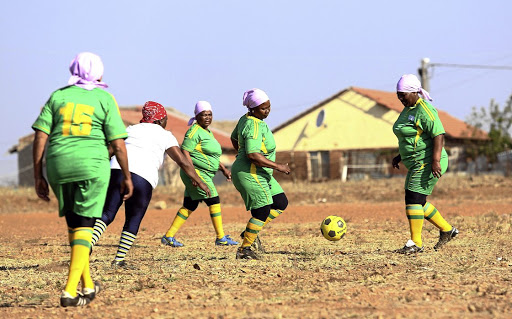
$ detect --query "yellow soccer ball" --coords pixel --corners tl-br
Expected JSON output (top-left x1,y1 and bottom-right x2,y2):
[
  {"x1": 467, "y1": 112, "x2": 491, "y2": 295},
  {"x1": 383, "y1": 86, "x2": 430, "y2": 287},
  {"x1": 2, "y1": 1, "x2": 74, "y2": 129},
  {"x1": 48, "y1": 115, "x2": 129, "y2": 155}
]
[{"x1": 320, "y1": 215, "x2": 347, "y2": 241}]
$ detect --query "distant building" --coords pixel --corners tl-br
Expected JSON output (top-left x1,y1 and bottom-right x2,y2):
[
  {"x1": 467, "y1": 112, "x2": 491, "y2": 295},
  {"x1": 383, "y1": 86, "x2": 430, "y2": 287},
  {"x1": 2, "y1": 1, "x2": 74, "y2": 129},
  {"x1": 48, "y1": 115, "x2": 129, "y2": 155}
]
[
  {"x1": 10, "y1": 106, "x2": 236, "y2": 187},
  {"x1": 272, "y1": 87, "x2": 487, "y2": 182}
]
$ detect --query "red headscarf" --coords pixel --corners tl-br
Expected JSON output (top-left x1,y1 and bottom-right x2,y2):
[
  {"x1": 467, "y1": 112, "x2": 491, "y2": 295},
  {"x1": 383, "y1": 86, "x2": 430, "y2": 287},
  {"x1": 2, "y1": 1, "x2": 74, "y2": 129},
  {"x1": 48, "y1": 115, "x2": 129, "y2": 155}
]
[{"x1": 140, "y1": 101, "x2": 167, "y2": 123}]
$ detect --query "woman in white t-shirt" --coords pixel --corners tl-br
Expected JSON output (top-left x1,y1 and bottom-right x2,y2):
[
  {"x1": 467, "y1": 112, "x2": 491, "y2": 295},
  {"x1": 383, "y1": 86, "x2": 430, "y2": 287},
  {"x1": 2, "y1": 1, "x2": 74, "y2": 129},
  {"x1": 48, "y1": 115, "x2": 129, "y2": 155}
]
[{"x1": 90, "y1": 101, "x2": 210, "y2": 268}]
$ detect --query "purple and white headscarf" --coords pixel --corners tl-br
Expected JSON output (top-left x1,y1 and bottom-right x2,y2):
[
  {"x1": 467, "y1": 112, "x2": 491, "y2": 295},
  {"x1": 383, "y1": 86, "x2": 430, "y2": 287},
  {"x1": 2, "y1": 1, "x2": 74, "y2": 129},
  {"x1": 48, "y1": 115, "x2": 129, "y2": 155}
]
[
  {"x1": 396, "y1": 74, "x2": 432, "y2": 101},
  {"x1": 242, "y1": 88, "x2": 269, "y2": 109},
  {"x1": 68, "y1": 52, "x2": 108, "y2": 90},
  {"x1": 188, "y1": 101, "x2": 213, "y2": 126}
]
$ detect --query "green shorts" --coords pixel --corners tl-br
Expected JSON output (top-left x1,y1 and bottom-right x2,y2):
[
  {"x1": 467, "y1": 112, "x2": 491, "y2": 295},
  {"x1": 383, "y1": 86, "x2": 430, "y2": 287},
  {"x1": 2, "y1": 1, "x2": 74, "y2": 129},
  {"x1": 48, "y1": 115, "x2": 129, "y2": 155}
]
[
  {"x1": 49, "y1": 176, "x2": 110, "y2": 218},
  {"x1": 180, "y1": 168, "x2": 218, "y2": 200},
  {"x1": 405, "y1": 157, "x2": 448, "y2": 195},
  {"x1": 232, "y1": 163, "x2": 284, "y2": 211}
]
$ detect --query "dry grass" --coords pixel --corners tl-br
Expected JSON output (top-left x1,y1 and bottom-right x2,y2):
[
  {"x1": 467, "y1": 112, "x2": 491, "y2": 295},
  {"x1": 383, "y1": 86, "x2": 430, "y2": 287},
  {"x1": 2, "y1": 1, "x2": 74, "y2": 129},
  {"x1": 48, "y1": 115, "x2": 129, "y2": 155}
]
[
  {"x1": 3, "y1": 174, "x2": 510, "y2": 213},
  {"x1": 1, "y1": 175, "x2": 512, "y2": 318}
]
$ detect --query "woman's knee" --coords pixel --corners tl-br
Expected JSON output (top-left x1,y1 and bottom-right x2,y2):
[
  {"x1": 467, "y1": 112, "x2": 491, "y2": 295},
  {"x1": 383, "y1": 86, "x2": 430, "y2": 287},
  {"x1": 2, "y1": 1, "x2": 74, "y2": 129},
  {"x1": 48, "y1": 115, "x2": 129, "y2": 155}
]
[
  {"x1": 251, "y1": 205, "x2": 271, "y2": 221},
  {"x1": 271, "y1": 193, "x2": 288, "y2": 211}
]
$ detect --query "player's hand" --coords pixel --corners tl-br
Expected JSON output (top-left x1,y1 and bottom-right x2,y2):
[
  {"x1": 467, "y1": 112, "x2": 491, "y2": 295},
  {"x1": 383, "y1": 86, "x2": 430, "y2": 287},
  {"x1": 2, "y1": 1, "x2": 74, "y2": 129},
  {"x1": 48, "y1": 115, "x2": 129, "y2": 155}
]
[
  {"x1": 35, "y1": 177, "x2": 50, "y2": 202},
  {"x1": 432, "y1": 160, "x2": 442, "y2": 178},
  {"x1": 198, "y1": 181, "x2": 211, "y2": 198},
  {"x1": 392, "y1": 155, "x2": 401, "y2": 169},
  {"x1": 222, "y1": 169, "x2": 232, "y2": 182},
  {"x1": 120, "y1": 178, "x2": 134, "y2": 201},
  {"x1": 277, "y1": 163, "x2": 291, "y2": 175}
]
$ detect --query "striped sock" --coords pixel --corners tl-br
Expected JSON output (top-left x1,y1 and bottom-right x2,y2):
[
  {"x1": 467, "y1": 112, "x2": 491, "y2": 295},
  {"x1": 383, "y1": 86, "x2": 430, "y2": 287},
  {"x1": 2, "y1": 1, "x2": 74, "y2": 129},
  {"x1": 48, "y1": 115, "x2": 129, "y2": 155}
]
[
  {"x1": 423, "y1": 202, "x2": 452, "y2": 232},
  {"x1": 242, "y1": 218, "x2": 264, "y2": 248},
  {"x1": 114, "y1": 231, "x2": 137, "y2": 262},
  {"x1": 64, "y1": 227, "x2": 93, "y2": 297},
  {"x1": 264, "y1": 209, "x2": 283, "y2": 226},
  {"x1": 165, "y1": 207, "x2": 191, "y2": 238},
  {"x1": 209, "y1": 204, "x2": 225, "y2": 240},
  {"x1": 406, "y1": 204, "x2": 424, "y2": 247},
  {"x1": 91, "y1": 219, "x2": 107, "y2": 246}
]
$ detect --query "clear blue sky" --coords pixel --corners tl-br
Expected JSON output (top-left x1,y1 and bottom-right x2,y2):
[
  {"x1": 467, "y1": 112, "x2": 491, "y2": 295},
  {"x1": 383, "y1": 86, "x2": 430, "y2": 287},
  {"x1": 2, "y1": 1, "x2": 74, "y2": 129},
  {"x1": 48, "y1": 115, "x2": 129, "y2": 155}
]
[{"x1": 1, "y1": 0, "x2": 511, "y2": 185}]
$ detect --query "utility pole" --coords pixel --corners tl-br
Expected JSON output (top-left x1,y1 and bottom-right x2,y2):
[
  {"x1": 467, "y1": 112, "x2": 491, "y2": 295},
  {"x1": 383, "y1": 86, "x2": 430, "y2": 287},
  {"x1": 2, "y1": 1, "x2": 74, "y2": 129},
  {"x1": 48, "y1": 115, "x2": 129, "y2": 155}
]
[
  {"x1": 418, "y1": 59, "x2": 512, "y2": 93},
  {"x1": 418, "y1": 57, "x2": 430, "y2": 91}
]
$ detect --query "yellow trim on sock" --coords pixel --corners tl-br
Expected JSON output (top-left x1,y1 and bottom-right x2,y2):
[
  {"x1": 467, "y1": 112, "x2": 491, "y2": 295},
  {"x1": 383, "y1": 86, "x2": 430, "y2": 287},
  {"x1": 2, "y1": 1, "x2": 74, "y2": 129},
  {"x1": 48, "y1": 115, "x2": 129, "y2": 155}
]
[
  {"x1": 242, "y1": 218, "x2": 264, "y2": 248},
  {"x1": 65, "y1": 227, "x2": 93, "y2": 296},
  {"x1": 423, "y1": 202, "x2": 452, "y2": 232},
  {"x1": 209, "y1": 204, "x2": 225, "y2": 239},
  {"x1": 264, "y1": 209, "x2": 283, "y2": 226},
  {"x1": 406, "y1": 207, "x2": 424, "y2": 247},
  {"x1": 165, "y1": 207, "x2": 191, "y2": 237}
]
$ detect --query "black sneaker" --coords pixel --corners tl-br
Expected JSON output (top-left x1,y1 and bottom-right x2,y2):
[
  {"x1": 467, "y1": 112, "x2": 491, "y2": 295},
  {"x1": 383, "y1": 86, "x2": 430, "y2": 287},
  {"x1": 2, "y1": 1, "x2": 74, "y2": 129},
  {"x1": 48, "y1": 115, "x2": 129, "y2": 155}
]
[
  {"x1": 393, "y1": 240, "x2": 424, "y2": 254},
  {"x1": 240, "y1": 231, "x2": 266, "y2": 253},
  {"x1": 60, "y1": 291, "x2": 90, "y2": 307},
  {"x1": 111, "y1": 260, "x2": 137, "y2": 270},
  {"x1": 434, "y1": 227, "x2": 459, "y2": 250},
  {"x1": 82, "y1": 281, "x2": 101, "y2": 301},
  {"x1": 236, "y1": 247, "x2": 260, "y2": 260}
]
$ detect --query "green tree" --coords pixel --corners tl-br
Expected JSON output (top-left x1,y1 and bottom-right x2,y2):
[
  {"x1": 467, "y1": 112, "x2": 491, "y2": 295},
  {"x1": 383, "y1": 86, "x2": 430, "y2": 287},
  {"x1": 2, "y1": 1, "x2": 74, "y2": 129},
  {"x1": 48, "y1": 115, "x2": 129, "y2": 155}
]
[{"x1": 466, "y1": 94, "x2": 512, "y2": 165}]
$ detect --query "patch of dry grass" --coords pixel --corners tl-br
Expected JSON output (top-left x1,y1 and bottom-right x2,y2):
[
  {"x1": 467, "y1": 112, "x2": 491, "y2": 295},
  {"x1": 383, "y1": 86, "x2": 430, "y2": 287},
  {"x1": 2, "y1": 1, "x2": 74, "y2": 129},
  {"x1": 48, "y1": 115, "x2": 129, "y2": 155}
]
[{"x1": 1, "y1": 211, "x2": 512, "y2": 318}]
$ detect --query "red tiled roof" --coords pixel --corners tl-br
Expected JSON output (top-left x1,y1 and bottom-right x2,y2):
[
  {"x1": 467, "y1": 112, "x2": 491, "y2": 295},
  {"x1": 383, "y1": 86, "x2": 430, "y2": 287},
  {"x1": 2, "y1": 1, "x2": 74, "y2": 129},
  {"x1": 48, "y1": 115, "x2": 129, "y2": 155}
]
[
  {"x1": 351, "y1": 87, "x2": 488, "y2": 140},
  {"x1": 119, "y1": 107, "x2": 234, "y2": 150}
]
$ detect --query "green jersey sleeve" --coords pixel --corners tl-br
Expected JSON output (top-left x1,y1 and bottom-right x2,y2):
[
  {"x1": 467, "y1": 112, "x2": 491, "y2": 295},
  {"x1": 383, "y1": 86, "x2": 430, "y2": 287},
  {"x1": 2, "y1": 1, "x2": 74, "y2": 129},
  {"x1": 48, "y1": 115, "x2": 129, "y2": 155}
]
[
  {"x1": 102, "y1": 92, "x2": 127, "y2": 141},
  {"x1": 32, "y1": 96, "x2": 54, "y2": 134},
  {"x1": 182, "y1": 127, "x2": 200, "y2": 152},
  {"x1": 242, "y1": 119, "x2": 263, "y2": 154},
  {"x1": 418, "y1": 102, "x2": 445, "y2": 138}
]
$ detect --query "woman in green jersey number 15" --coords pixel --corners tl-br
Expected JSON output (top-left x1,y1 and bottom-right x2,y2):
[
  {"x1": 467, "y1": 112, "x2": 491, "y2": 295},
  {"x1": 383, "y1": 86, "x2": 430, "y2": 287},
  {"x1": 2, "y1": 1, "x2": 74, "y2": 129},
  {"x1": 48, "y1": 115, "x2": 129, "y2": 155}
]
[{"x1": 32, "y1": 52, "x2": 133, "y2": 307}]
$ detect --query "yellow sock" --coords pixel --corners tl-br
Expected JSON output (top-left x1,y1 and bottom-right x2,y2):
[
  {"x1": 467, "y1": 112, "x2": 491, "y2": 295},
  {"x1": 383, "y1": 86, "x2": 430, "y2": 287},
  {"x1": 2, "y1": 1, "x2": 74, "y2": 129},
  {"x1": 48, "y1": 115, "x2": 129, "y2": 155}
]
[
  {"x1": 209, "y1": 204, "x2": 225, "y2": 239},
  {"x1": 64, "y1": 227, "x2": 93, "y2": 296},
  {"x1": 81, "y1": 253, "x2": 94, "y2": 290},
  {"x1": 264, "y1": 209, "x2": 283, "y2": 226},
  {"x1": 69, "y1": 227, "x2": 94, "y2": 290},
  {"x1": 406, "y1": 204, "x2": 424, "y2": 247},
  {"x1": 165, "y1": 207, "x2": 191, "y2": 237},
  {"x1": 423, "y1": 202, "x2": 452, "y2": 232},
  {"x1": 242, "y1": 218, "x2": 264, "y2": 248}
]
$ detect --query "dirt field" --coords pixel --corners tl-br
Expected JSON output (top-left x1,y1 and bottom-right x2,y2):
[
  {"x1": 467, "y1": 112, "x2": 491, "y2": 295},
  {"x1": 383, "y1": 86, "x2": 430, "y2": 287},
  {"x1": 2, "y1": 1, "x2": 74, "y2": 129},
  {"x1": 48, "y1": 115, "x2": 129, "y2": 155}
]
[{"x1": 1, "y1": 175, "x2": 512, "y2": 318}]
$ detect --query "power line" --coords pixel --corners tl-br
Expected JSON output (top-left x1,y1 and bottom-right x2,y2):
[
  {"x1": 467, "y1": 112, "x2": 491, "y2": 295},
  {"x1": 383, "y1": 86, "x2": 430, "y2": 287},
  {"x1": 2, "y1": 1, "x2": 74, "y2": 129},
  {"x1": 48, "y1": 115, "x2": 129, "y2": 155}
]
[
  {"x1": 430, "y1": 63, "x2": 512, "y2": 71},
  {"x1": 419, "y1": 57, "x2": 512, "y2": 92}
]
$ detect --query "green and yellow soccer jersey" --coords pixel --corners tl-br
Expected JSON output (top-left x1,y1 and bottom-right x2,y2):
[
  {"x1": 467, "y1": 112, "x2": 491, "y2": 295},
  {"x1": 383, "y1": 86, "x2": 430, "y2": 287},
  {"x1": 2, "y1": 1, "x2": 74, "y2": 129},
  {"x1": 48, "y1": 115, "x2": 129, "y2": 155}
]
[
  {"x1": 32, "y1": 85, "x2": 127, "y2": 183},
  {"x1": 181, "y1": 123, "x2": 222, "y2": 172},
  {"x1": 231, "y1": 114, "x2": 276, "y2": 177},
  {"x1": 392, "y1": 98, "x2": 448, "y2": 169}
]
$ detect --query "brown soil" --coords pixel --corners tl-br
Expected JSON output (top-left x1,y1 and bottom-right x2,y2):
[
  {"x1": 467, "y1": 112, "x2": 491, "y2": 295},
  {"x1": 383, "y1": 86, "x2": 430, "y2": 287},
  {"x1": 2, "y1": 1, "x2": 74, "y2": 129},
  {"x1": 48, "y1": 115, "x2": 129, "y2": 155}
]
[{"x1": 1, "y1": 175, "x2": 511, "y2": 318}]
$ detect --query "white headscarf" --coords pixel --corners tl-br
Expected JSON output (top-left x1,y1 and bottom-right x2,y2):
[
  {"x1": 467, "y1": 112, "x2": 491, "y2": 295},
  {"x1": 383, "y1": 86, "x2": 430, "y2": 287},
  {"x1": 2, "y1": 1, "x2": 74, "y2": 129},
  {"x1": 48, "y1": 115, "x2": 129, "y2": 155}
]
[
  {"x1": 396, "y1": 74, "x2": 432, "y2": 101},
  {"x1": 68, "y1": 52, "x2": 108, "y2": 90},
  {"x1": 188, "y1": 101, "x2": 213, "y2": 126},
  {"x1": 242, "y1": 88, "x2": 269, "y2": 109}
]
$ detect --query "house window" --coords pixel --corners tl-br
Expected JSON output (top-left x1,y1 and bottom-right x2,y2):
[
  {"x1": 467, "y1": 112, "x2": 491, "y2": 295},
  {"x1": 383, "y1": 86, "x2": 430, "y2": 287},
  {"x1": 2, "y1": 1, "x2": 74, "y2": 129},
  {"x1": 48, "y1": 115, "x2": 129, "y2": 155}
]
[{"x1": 309, "y1": 151, "x2": 330, "y2": 180}]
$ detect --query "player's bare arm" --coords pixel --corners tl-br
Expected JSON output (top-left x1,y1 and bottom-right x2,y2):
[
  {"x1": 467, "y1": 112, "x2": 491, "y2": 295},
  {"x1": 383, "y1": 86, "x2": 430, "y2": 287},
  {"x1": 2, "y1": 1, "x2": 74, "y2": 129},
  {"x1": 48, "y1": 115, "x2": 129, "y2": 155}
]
[
  {"x1": 166, "y1": 146, "x2": 211, "y2": 197},
  {"x1": 247, "y1": 152, "x2": 290, "y2": 174},
  {"x1": 219, "y1": 162, "x2": 231, "y2": 181},
  {"x1": 432, "y1": 134, "x2": 444, "y2": 178},
  {"x1": 32, "y1": 130, "x2": 50, "y2": 202}
]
